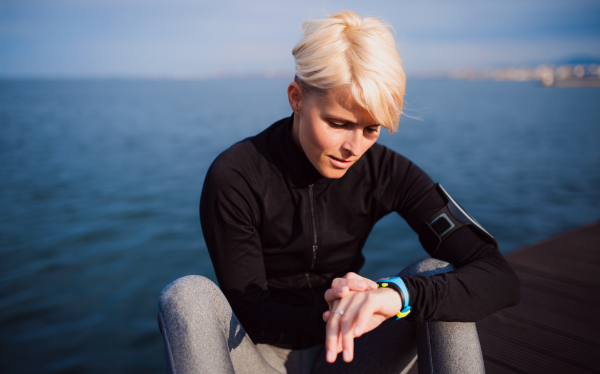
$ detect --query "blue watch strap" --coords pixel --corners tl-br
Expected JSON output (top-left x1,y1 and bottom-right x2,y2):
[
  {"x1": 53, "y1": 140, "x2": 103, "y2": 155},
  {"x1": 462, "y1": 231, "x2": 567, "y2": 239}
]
[{"x1": 377, "y1": 276, "x2": 411, "y2": 319}]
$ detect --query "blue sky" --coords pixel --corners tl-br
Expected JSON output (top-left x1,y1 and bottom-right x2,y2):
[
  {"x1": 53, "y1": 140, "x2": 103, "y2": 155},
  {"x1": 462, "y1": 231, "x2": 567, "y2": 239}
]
[{"x1": 1, "y1": 0, "x2": 599, "y2": 78}]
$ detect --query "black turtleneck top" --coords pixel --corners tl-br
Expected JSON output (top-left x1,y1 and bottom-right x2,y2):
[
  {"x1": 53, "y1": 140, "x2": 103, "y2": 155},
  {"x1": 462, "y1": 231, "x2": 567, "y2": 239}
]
[{"x1": 200, "y1": 116, "x2": 520, "y2": 349}]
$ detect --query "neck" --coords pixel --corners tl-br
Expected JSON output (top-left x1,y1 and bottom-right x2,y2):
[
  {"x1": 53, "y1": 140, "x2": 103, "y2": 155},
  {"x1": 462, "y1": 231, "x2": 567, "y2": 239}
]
[{"x1": 291, "y1": 112, "x2": 302, "y2": 150}]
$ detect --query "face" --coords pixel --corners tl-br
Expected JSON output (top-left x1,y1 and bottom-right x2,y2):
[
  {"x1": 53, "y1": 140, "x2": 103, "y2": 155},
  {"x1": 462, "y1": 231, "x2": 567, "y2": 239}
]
[{"x1": 288, "y1": 83, "x2": 381, "y2": 179}]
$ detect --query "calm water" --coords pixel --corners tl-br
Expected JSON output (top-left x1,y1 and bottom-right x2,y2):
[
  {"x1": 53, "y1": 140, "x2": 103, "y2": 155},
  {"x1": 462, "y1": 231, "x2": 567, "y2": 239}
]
[{"x1": 1, "y1": 79, "x2": 599, "y2": 373}]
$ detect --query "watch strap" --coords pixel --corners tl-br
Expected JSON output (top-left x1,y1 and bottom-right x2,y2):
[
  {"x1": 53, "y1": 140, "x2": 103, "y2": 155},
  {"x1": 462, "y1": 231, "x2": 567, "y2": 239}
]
[{"x1": 377, "y1": 276, "x2": 411, "y2": 319}]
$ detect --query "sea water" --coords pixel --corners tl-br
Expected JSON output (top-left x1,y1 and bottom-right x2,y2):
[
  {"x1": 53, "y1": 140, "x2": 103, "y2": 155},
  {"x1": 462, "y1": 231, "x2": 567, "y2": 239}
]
[{"x1": 1, "y1": 78, "x2": 599, "y2": 373}]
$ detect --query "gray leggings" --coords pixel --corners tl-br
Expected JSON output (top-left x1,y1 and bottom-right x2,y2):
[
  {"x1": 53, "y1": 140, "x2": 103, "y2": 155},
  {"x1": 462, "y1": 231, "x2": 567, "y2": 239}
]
[{"x1": 158, "y1": 259, "x2": 485, "y2": 373}]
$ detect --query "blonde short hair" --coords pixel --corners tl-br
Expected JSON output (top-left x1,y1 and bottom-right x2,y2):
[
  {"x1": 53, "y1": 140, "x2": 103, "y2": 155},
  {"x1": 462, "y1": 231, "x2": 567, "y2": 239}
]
[{"x1": 292, "y1": 10, "x2": 406, "y2": 133}]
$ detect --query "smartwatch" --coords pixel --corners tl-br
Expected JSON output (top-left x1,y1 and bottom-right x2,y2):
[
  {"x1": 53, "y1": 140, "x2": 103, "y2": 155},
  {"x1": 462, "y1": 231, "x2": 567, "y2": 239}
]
[{"x1": 377, "y1": 276, "x2": 411, "y2": 319}]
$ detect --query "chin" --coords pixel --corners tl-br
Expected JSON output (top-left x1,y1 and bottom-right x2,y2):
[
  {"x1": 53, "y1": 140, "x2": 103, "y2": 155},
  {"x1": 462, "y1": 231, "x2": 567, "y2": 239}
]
[{"x1": 320, "y1": 167, "x2": 349, "y2": 179}]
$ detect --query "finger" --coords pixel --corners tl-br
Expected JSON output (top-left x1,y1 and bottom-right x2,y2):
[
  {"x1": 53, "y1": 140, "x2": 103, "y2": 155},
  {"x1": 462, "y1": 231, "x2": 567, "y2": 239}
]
[
  {"x1": 332, "y1": 278, "x2": 366, "y2": 291},
  {"x1": 333, "y1": 276, "x2": 377, "y2": 291},
  {"x1": 340, "y1": 309, "x2": 356, "y2": 362},
  {"x1": 324, "y1": 288, "x2": 334, "y2": 306},
  {"x1": 325, "y1": 313, "x2": 341, "y2": 363},
  {"x1": 342, "y1": 329, "x2": 354, "y2": 362},
  {"x1": 323, "y1": 310, "x2": 330, "y2": 322},
  {"x1": 335, "y1": 293, "x2": 368, "y2": 363},
  {"x1": 325, "y1": 299, "x2": 344, "y2": 363},
  {"x1": 324, "y1": 286, "x2": 349, "y2": 303},
  {"x1": 345, "y1": 272, "x2": 378, "y2": 289},
  {"x1": 331, "y1": 278, "x2": 348, "y2": 289},
  {"x1": 353, "y1": 301, "x2": 376, "y2": 338}
]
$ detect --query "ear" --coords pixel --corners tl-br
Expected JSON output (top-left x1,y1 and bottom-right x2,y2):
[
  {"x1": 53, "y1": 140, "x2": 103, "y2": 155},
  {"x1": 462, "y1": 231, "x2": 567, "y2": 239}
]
[{"x1": 287, "y1": 82, "x2": 302, "y2": 115}]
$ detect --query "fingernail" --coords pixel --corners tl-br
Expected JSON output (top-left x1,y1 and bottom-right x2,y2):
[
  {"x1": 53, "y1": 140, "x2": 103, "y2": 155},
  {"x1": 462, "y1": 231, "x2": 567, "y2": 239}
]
[
  {"x1": 327, "y1": 351, "x2": 335, "y2": 362},
  {"x1": 343, "y1": 349, "x2": 350, "y2": 361},
  {"x1": 369, "y1": 281, "x2": 378, "y2": 289},
  {"x1": 354, "y1": 325, "x2": 362, "y2": 336},
  {"x1": 356, "y1": 281, "x2": 365, "y2": 288}
]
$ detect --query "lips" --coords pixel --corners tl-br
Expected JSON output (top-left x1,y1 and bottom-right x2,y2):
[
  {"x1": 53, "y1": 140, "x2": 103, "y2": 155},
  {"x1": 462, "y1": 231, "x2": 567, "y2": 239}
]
[{"x1": 328, "y1": 155, "x2": 353, "y2": 169}]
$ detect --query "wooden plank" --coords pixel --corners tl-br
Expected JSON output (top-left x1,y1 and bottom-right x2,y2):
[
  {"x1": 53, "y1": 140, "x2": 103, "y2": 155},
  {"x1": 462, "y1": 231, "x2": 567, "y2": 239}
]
[
  {"x1": 476, "y1": 220, "x2": 600, "y2": 373},
  {"x1": 516, "y1": 286, "x2": 600, "y2": 326},
  {"x1": 478, "y1": 327, "x2": 597, "y2": 374},
  {"x1": 514, "y1": 270, "x2": 600, "y2": 306},
  {"x1": 510, "y1": 262, "x2": 600, "y2": 291},
  {"x1": 478, "y1": 314, "x2": 599, "y2": 372},
  {"x1": 511, "y1": 244, "x2": 600, "y2": 270},
  {"x1": 508, "y1": 255, "x2": 600, "y2": 286},
  {"x1": 518, "y1": 240, "x2": 600, "y2": 265}
]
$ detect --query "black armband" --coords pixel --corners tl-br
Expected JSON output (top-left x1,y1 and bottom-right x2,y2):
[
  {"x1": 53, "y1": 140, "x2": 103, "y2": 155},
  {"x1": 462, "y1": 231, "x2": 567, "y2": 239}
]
[{"x1": 418, "y1": 183, "x2": 498, "y2": 256}]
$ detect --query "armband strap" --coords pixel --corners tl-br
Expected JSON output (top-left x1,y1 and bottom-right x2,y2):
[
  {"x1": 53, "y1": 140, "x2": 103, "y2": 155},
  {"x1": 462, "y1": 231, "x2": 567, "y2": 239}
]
[
  {"x1": 377, "y1": 276, "x2": 411, "y2": 319},
  {"x1": 418, "y1": 183, "x2": 498, "y2": 256}
]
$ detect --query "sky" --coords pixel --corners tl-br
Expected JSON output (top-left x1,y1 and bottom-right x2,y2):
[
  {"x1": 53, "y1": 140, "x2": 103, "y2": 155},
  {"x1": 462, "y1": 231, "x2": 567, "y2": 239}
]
[{"x1": 1, "y1": 0, "x2": 599, "y2": 78}]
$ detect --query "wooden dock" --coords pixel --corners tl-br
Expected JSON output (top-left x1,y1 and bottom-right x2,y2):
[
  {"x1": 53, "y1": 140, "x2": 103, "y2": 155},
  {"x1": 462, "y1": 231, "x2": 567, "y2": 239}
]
[{"x1": 410, "y1": 221, "x2": 600, "y2": 373}]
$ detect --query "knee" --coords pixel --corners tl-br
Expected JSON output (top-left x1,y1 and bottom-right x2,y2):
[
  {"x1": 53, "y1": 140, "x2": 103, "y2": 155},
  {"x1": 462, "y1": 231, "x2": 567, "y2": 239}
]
[
  {"x1": 159, "y1": 275, "x2": 219, "y2": 315},
  {"x1": 398, "y1": 258, "x2": 455, "y2": 277}
]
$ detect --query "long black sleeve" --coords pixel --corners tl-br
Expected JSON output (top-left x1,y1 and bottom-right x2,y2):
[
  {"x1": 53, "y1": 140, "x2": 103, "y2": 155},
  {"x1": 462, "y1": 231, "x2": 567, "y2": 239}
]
[{"x1": 378, "y1": 153, "x2": 521, "y2": 322}]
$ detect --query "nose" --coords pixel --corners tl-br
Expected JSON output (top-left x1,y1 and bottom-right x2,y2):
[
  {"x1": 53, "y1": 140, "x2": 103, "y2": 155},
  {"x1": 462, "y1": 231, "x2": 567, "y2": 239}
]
[{"x1": 341, "y1": 129, "x2": 362, "y2": 157}]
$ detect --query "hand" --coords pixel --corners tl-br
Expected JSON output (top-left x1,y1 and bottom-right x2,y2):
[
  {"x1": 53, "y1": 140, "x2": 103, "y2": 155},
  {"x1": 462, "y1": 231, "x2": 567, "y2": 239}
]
[
  {"x1": 325, "y1": 287, "x2": 403, "y2": 363},
  {"x1": 323, "y1": 272, "x2": 378, "y2": 322}
]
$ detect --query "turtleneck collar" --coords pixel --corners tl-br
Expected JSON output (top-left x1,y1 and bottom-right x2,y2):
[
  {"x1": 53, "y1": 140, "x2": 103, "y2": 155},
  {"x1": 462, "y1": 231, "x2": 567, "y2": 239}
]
[{"x1": 279, "y1": 114, "x2": 328, "y2": 187}]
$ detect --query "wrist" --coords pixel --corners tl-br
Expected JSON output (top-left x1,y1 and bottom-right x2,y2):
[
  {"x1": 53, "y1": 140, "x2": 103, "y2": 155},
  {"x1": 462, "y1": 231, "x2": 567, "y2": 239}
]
[
  {"x1": 376, "y1": 277, "x2": 412, "y2": 319},
  {"x1": 378, "y1": 287, "x2": 403, "y2": 317}
]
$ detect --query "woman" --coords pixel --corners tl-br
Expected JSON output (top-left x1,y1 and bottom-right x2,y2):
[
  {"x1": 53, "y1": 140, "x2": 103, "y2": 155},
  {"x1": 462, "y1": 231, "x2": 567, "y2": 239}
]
[{"x1": 159, "y1": 10, "x2": 520, "y2": 374}]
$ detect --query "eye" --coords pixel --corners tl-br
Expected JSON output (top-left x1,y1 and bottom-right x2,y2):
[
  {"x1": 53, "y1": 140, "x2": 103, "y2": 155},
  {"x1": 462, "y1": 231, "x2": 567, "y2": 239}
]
[
  {"x1": 365, "y1": 126, "x2": 380, "y2": 134},
  {"x1": 328, "y1": 121, "x2": 346, "y2": 129}
]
